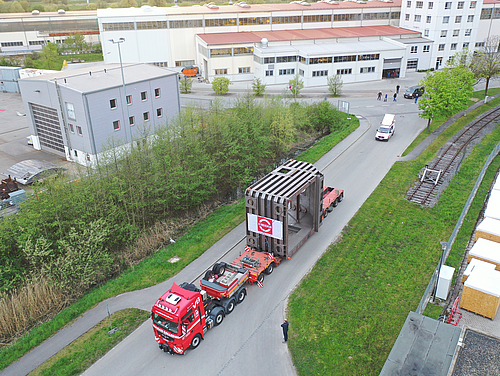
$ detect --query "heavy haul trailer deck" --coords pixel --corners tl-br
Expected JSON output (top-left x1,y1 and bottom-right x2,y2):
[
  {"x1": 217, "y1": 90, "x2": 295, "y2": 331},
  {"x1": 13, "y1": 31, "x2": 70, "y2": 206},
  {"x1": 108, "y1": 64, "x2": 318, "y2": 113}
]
[{"x1": 245, "y1": 159, "x2": 324, "y2": 259}]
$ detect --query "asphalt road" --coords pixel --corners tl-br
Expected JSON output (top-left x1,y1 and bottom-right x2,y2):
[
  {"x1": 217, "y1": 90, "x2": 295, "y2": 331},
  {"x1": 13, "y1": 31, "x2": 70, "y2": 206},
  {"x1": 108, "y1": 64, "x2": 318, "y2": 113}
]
[{"x1": 78, "y1": 98, "x2": 427, "y2": 376}]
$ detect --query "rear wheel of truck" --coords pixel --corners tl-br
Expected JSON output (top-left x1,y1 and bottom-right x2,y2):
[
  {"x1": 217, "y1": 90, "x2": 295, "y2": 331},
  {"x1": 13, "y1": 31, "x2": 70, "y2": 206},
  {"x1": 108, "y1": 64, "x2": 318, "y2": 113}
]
[
  {"x1": 226, "y1": 298, "x2": 236, "y2": 314},
  {"x1": 190, "y1": 334, "x2": 202, "y2": 349},
  {"x1": 258, "y1": 273, "x2": 265, "y2": 284},
  {"x1": 332, "y1": 199, "x2": 338, "y2": 208},
  {"x1": 236, "y1": 288, "x2": 247, "y2": 304},
  {"x1": 265, "y1": 263, "x2": 274, "y2": 275},
  {"x1": 338, "y1": 193, "x2": 344, "y2": 202},
  {"x1": 214, "y1": 311, "x2": 224, "y2": 326}
]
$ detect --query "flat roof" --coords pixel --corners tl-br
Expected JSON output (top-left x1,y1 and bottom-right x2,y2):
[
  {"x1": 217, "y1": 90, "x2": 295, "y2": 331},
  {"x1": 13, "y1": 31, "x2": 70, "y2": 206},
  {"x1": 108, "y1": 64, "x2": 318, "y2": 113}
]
[
  {"x1": 19, "y1": 63, "x2": 178, "y2": 94},
  {"x1": 198, "y1": 25, "x2": 419, "y2": 45}
]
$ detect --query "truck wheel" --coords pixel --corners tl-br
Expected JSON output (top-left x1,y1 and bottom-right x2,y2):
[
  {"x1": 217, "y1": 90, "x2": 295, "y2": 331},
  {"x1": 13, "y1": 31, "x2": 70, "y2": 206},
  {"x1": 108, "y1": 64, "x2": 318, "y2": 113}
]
[
  {"x1": 258, "y1": 273, "x2": 265, "y2": 284},
  {"x1": 190, "y1": 334, "x2": 202, "y2": 349},
  {"x1": 203, "y1": 270, "x2": 213, "y2": 280},
  {"x1": 327, "y1": 204, "x2": 334, "y2": 212},
  {"x1": 338, "y1": 193, "x2": 344, "y2": 202},
  {"x1": 265, "y1": 263, "x2": 274, "y2": 275},
  {"x1": 214, "y1": 310, "x2": 224, "y2": 326},
  {"x1": 226, "y1": 298, "x2": 236, "y2": 314},
  {"x1": 236, "y1": 288, "x2": 246, "y2": 304},
  {"x1": 332, "y1": 199, "x2": 338, "y2": 208}
]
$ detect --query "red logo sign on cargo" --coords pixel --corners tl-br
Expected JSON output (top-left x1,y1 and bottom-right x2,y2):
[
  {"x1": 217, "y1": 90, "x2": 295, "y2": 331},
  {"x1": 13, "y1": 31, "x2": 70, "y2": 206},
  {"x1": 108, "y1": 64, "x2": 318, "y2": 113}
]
[{"x1": 257, "y1": 216, "x2": 273, "y2": 235}]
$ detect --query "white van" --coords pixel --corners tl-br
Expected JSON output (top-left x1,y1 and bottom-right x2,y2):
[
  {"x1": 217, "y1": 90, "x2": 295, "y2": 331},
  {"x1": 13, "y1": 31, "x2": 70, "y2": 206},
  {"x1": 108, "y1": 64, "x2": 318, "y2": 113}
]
[{"x1": 375, "y1": 114, "x2": 396, "y2": 141}]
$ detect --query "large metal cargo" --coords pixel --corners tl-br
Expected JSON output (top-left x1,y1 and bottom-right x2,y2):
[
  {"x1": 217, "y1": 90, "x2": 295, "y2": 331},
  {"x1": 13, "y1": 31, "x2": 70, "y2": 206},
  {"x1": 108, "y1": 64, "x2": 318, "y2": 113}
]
[{"x1": 245, "y1": 159, "x2": 324, "y2": 258}]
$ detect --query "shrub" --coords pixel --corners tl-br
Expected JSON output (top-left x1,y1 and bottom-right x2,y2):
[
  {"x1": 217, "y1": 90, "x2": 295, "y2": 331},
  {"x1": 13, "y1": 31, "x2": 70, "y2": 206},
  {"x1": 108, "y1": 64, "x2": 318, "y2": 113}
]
[{"x1": 211, "y1": 76, "x2": 231, "y2": 95}]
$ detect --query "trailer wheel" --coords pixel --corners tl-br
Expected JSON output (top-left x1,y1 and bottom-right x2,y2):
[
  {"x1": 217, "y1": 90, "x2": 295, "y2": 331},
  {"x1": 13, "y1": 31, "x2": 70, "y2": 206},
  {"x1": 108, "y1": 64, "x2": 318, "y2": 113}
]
[
  {"x1": 258, "y1": 273, "x2": 265, "y2": 284},
  {"x1": 327, "y1": 204, "x2": 334, "y2": 212},
  {"x1": 214, "y1": 310, "x2": 224, "y2": 326},
  {"x1": 265, "y1": 263, "x2": 274, "y2": 275},
  {"x1": 190, "y1": 334, "x2": 202, "y2": 349},
  {"x1": 236, "y1": 288, "x2": 247, "y2": 304},
  {"x1": 338, "y1": 193, "x2": 344, "y2": 202},
  {"x1": 332, "y1": 199, "x2": 338, "y2": 208},
  {"x1": 226, "y1": 298, "x2": 236, "y2": 314}
]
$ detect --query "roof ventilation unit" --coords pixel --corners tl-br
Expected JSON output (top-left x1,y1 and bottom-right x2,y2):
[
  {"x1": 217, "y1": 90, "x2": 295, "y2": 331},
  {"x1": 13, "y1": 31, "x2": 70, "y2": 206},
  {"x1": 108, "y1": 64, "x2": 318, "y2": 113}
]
[
  {"x1": 261, "y1": 38, "x2": 269, "y2": 48},
  {"x1": 290, "y1": 0, "x2": 311, "y2": 5},
  {"x1": 205, "y1": 2, "x2": 219, "y2": 8},
  {"x1": 236, "y1": 1, "x2": 251, "y2": 7},
  {"x1": 57, "y1": 9, "x2": 65, "y2": 14}
]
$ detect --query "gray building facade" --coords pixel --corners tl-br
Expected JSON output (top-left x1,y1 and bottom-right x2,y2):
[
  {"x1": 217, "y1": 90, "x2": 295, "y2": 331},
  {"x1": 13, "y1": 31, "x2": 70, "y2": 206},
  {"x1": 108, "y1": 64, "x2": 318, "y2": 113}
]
[{"x1": 18, "y1": 63, "x2": 180, "y2": 166}]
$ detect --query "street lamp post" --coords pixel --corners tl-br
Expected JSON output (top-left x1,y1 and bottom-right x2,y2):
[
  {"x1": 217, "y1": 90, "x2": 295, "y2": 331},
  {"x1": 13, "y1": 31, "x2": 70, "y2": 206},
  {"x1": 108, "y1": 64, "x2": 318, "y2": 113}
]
[{"x1": 109, "y1": 38, "x2": 132, "y2": 146}]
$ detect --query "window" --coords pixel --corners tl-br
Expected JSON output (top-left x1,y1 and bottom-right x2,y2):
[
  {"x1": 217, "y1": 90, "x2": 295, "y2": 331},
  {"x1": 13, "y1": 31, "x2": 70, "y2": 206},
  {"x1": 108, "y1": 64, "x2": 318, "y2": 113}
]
[
  {"x1": 410, "y1": 46, "x2": 418, "y2": 53},
  {"x1": 360, "y1": 67, "x2": 375, "y2": 73},
  {"x1": 481, "y1": 8, "x2": 492, "y2": 19},
  {"x1": 455, "y1": 15, "x2": 462, "y2": 23},
  {"x1": 66, "y1": 102, "x2": 76, "y2": 120},
  {"x1": 113, "y1": 120, "x2": 120, "y2": 131},
  {"x1": 436, "y1": 57, "x2": 443, "y2": 67},
  {"x1": 299, "y1": 69, "x2": 304, "y2": 76},
  {"x1": 308, "y1": 57, "x2": 332, "y2": 64},
  {"x1": 445, "y1": 2, "x2": 451, "y2": 9},
  {"x1": 467, "y1": 15, "x2": 474, "y2": 22},
  {"x1": 465, "y1": 28, "x2": 472, "y2": 36},
  {"x1": 170, "y1": 20, "x2": 202, "y2": 29},
  {"x1": 414, "y1": 15, "x2": 421, "y2": 22},
  {"x1": 312, "y1": 70, "x2": 328, "y2": 77},
  {"x1": 77, "y1": 126, "x2": 82, "y2": 135},
  {"x1": 129, "y1": 116, "x2": 135, "y2": 126},
  {"x1": 155, "y1": 88, "x2": 160, "y2": 98},
  {"x1": 426, "y1": 16, "x2": 432, "y2": 23},
  {"x1": 263, "y1": 57, "x2": 275, "y2": 64},
  {"x1": 238, "y1": 67, "x2": 251, "y2": 74},
  {"x1": 424, "y1": 29, "x2": 430, "y2": 37},
  {"x1": 205, "y1": 18, "x2": 237, "y2": 27},
  {"x1": 126, "y1": 95, "x2": 132, "y2": 105},
  {"x1": 69, "y1": 123, "x2": 75, "y2": 133},
  {"x1": 175, "y1": 60, "x2": 195, "y2": 67},
  {"x1": 265, "y1": 70, "x2": 273, "y2": 76},
  {"x1": 475, "y1": 42, "x2": 485, "y2": 47},
  {"x1": 272, "y1": 16, "x2": 301, "y2": 24},
  {"x1": 143, "y1": 112, "x2": 150, "y2": 121},
  {"x1": 303, "y1": 14, "x2": 331, "y2": 23},
  {"x1": 358, "y1": 54, "x2": 379, "y2": 61},
  {"x1": 210, "y1": 48, "x2": 232, "y2": 57},
  {"x1": 277, "y1": 56, "x2": 298, "y2": 63},
  {"x1": 141, "y1": 91, "x2": 147, "y2": 101},
  {"x1": 407, "y1": 0, "x2": 411, "y2": 6},
  {"x1": 337, "y1": 68, "x2": 352, "y2": 75},
  {"x1": 423, "y1": 45, "x2": 430, "y2": 52},
  {"x1": 470, "y1": 1, "x2": 476, "y2": 7},
  {"x1": 463, "y1": 42, "x2": 470, "y2": 48},
  {"x1": 441, "y1": 30, "x2": 447, "y2": 37},
  {"x1": 428, "y1": 1, "x2": 433, "y2": 8},
  {"x1": 110, "y1": 99, "x2": 117, "y2": 109},
  {"x1": 29, "y1": 41, "x2": 46, "y2": 46},
  {"x1": 157, "y1": 108, "x2": 162, "y2": 117},
  {"x1": 334, "y1": 55, "x2": 357, "y2": 63},
  {"x1": 407, "y1": 59, "x2": 418, "y2": 69},
  {"x1": 239, "y1": 17, "x2": 270, "y2": 25},
  {"x1": 443, "y1": 16, "x2": 449, "y2": 23},
  {"x1": 278, "y1": 69, "x2": 295, "y2": 75},
  {"x1": 214, "y1": 68, "x2": 228, "y2": 75},
  {"x1": 405, "y1": 14, "x2": 410, "y2": 21},
  {"x1": 234, "y1": 47, "x2": 253, "y2": 55},
  {"x1": 438, "y1": 44, "x2": 445, "y2": 51},
  {"x1": 451, "y1": 43, "x2": 457, "y2": 50},
  {"x1": 416, "y1": 1, "x2": 423, "y2": 7},
  {"x1": 0, "y1": 41, "x2": 23, "y2": 47},
  {"x1": 453, "y1": 29, "x2": 460, "y2": 37},
  {"x1": 457, "y1": 1, "x2": 464, "y2": 8}
]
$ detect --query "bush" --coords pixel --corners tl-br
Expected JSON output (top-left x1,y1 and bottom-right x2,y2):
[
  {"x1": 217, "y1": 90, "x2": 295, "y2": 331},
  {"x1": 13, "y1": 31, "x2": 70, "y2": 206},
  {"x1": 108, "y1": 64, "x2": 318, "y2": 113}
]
[{"x1": 211, "y1": 76, "x2": 231, "y2": 95}]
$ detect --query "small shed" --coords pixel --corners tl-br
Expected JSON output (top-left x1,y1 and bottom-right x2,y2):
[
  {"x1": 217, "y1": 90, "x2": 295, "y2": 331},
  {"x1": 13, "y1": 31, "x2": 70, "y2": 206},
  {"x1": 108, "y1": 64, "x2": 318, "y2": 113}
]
[
  {"x1": 245, "y1": 159, "x2": 324, "y2": 258},
  {"x1": 3, "y1": 160, "x2": 65, "y2": 185}
]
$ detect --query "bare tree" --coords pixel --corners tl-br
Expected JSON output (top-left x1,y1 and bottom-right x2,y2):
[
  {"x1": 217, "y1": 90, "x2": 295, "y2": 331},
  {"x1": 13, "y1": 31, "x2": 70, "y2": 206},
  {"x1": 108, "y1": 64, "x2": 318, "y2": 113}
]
[{"x1": 470, "y1": 35, "x2": 500, "y2": 97}]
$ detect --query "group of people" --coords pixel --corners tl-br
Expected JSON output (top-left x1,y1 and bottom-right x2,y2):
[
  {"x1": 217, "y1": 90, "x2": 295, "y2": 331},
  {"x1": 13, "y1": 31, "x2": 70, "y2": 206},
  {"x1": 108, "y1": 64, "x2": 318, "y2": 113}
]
[{"x1": 377, "y1": 84, "x2": 419, "y2": 103}]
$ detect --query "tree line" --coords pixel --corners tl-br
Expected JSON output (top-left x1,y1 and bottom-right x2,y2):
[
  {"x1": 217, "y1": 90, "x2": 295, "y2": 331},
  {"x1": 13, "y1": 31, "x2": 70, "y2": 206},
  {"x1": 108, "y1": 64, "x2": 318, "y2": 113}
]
[{"x1": 0, "y1": 96, "x2": 350, "y2": 298}]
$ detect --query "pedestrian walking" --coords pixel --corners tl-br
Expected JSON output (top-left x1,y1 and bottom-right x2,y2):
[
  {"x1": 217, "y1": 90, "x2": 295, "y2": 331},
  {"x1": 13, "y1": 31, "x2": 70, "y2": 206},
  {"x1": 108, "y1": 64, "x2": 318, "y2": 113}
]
[
  {"x1": 281, "y1": 319, "x2": 289, "y2": 343},
  {"x1": 393, "y1": 93, "x2": 397, "y2": 102},
  {"x1": 377, "y1": 91, "x2": 382, "y2": 100},
  {"x1": 396, "y1": 84, "x2": 400, "y2": 94},
  {"x1": 414, "y1": 95, "x2": 418, "y2": 104},
  {"x1": 384, "y1": 94, "x2": 388, "y2": 102}
]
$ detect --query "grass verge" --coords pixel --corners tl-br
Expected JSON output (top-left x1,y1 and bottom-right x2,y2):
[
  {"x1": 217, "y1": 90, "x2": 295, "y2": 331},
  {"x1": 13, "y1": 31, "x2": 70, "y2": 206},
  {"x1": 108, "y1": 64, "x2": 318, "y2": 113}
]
[
  {"x1": 28, "y1": 308, "x2": 150, "y2": 376},
  {"x1": 287, "y1": 97, "x2": 500, "y2": 375},
  {"x1": 0, "y1": 119, "x2": 360, "y2": 372}
]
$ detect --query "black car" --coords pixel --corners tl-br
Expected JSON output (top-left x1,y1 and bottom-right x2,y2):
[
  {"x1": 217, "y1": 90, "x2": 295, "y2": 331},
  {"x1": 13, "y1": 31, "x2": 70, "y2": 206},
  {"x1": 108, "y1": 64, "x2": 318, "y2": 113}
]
[{"x1": 404, "y1": 86, "x2": 425, "y2": 99}]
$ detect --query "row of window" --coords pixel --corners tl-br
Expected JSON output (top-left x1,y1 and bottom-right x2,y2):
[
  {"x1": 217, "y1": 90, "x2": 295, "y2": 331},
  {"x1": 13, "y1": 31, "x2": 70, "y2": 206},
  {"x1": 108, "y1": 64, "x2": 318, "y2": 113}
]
[
  {"x1": 209, "y1": 47, "x2": 253, "y2": 57},
  {"x1": 407, "y1": 0, "x2": 476, "y2": 9},
  {"x1": 100, "y1": 12, "x2": 401, "y2": 32},
  {"x1": 213, "y1": 67, "x2": 251, "y2": 74},
  {"x1": 406, "y1": 14, "x2": 475, "y2": 22},
  {"x1": 109, "y1": 89, "x2": 161, "y2": 109},
  {"x1": 256, "y1": 54, "x2": 379, "y2": 65},
  {"x1": 410, "y1": 45, "x2": 431, "y2": 53},
  {"x1": 112, "y1": 108, "x2": 163, "y2": 130},
  {"x1": 480, "y1": 8, "x2": 500, "y2": 19},
  {"x1": 265, "y1": 67, "x2": 376, "y2": 77}
]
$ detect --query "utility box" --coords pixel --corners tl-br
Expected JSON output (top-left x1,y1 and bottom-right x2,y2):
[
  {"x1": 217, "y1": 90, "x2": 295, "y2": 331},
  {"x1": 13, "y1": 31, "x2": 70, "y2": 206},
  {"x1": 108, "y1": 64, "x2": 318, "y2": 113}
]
[
  {"x1": 436, "y1": 265, "x2": 455, "y2": 300},
  {"x1": 245, "y1": 159, "x2": 324, "y2": 258}
]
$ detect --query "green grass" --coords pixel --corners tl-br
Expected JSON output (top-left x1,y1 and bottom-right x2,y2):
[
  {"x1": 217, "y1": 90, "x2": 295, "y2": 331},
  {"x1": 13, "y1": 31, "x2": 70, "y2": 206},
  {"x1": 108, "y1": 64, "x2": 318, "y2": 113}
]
[
  {"x1": 287, "y1": 97, "x2": 500, "y2": 375},
  {"x1": 423, "y1": 302, "x2": 446, "y2": 320},
  {"x1": 28, "y1": 308, "x2": 150, "y2": 376},
  {"x1": 27, "y1": 53, "x2": 103, "y2": 71},
  {"x1": 296, "y1": 117, "x2": 359, "y2": 164}
]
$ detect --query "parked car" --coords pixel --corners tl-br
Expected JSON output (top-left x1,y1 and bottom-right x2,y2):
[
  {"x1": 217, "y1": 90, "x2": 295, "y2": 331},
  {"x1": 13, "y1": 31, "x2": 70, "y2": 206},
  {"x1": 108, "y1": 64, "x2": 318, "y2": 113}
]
[
  {"x1": 404, "y1": 86, "x2": 425, "y2": 99},
  {"x1": 375, "y1": 114, "x2": 396, "y2": 141}
]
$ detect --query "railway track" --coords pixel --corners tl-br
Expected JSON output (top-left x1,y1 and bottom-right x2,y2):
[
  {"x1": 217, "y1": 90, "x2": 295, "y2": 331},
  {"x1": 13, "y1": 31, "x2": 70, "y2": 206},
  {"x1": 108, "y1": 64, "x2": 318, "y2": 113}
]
[{"x1": 406, "y1": 107, "x2": 500, "y2": 206}]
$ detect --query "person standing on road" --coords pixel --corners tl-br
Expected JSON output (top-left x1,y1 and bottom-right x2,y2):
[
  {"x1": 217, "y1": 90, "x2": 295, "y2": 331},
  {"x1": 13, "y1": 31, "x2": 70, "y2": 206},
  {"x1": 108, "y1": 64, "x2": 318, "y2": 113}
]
[
  {"x1": 414, "y1": 95, "x2": 419, "y2": 104},
  {"x1": 393, "y1": 93, "x2": 397, "y2": 102},
  {"x1": 396, "y1": 84, "x2": 400, "y2": 94},
  {"x1": 384, "y1": 94, "x2": 388, "y2": 102},
  {"x1": 281, "y1": 319, "x2": 289, "y2": 343},
  {"x1": 377, "y1": 91, "x2": 382, "y2": 100}
]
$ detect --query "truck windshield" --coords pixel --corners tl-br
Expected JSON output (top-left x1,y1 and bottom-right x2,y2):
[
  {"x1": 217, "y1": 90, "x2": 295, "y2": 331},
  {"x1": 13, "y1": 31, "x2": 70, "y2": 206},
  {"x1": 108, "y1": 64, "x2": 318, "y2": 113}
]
[{"x1": 153, "y1": 313, "x2": 179, "y2": 335}]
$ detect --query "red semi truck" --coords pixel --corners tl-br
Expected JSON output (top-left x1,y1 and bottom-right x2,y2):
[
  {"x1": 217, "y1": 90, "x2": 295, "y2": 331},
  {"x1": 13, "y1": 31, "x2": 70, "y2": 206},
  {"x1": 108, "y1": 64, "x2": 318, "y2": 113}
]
[{"x1": 151, "y1": 160, "x2": 344, "y2": 354}]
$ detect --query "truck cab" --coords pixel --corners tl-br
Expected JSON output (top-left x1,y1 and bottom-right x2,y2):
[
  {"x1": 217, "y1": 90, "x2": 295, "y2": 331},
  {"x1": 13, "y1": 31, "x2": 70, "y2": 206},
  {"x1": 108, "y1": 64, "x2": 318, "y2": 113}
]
[{"x1": 152, "y1": 283, "x2": 208, "y2": 355}]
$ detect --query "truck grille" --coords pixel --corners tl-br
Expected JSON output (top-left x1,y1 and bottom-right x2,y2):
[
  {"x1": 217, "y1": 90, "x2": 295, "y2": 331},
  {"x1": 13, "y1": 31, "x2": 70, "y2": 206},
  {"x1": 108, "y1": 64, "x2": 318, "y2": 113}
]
[{"x1": 160, "y1": 332, "x2": 174, "y2": 342}]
